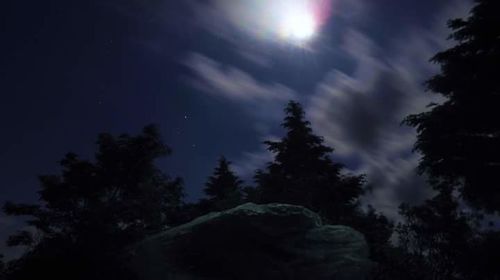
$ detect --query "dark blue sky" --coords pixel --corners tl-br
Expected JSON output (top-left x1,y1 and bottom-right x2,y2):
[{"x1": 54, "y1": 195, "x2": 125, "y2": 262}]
[{"x1": 0, "y1": 0, "x2": 470, "y2": 258}]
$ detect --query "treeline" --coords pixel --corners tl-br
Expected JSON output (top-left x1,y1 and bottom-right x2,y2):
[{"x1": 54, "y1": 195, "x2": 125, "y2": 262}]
[
  {"x1": 2, "y1": 0, "x2": 500, "y2": 279},
  {"x1": 0, "y1": 101, "x2": 390, "y2": 280}
]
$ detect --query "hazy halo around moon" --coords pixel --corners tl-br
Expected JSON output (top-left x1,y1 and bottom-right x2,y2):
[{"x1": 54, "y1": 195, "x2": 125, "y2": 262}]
[{"x1": 215, "y1": 0, "x2": 332, "y2": 46}]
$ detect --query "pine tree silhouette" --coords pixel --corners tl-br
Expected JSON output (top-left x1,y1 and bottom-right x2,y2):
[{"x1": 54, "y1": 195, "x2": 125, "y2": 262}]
[
  {"x1": 203, "y1": 156, "x2": 243, "y2": 212},
  {"x1": 404, "y1": 0, "x2": 500, "y2": 212},
  {"x1": 254, "y1": 101, "x2": 365, "y2": 223},
  {"x1": 395, "y1": 1, "x2": 500, "y2": 279}
]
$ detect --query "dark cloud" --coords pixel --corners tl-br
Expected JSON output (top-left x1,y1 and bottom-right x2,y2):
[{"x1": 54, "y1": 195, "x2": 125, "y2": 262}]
[
  {"x1": 336, "y1": 73, "x2": 410, "y2": 153},
  {"x1": 305, "y1": 0, "x2": 470, "y2": 218}
]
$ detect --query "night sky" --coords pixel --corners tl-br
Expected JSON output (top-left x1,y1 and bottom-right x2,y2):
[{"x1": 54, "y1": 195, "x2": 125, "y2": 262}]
[{"x1": 1, "y1": 0, "x2": 471, "y2": 258}]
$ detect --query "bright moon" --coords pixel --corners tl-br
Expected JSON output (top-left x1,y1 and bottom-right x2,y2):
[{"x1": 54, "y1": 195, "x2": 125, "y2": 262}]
[
  {"x1": 281, "y1": 9, "x2": 316, "y2": 40},
  {"x1": 277, "y1": 0, "x2": 318, "y2": 43},
  {"x1": 216, "y1": 0, "x2": 330, "y2": 45}
]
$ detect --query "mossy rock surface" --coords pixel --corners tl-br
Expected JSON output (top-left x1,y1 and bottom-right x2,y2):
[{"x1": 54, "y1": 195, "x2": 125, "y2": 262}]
[{"x1": 130, "y1": 203, "x2": 372, "y2": 280}]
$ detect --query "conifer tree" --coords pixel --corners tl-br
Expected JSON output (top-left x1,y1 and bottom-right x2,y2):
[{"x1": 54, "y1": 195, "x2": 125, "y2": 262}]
[
  {"x1": 396, "y1": 1, "x2": 500, "y2": 279},
  {"x1": 404, "y1": 0, "x2": 500, "y2": 212},
  {"x1": 252, "y1": 101, "x2": 397, "y2": 272},
  {"x1": 203, "y1": 156, "x2": 243, "y2": 212},
  {"x1": 254, "y1": 101, "x2": 364, "y2": 223},
  {"x1": 2, "y1": 125, "x2": 184, "y2": 280}
]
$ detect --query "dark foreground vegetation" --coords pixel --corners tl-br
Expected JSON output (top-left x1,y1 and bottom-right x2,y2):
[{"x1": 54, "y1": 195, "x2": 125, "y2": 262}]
[{"x1": 2, "y1": 0, "x2": 499, "y2": 279}]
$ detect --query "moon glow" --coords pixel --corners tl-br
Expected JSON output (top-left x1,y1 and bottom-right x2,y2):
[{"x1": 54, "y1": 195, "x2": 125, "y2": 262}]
[
  {"x1": 215, "y1": 0, "x2": 331, "y2": 46},
  {"x1": 280, "y1": 6, "x2": 317, "y2": 41}
]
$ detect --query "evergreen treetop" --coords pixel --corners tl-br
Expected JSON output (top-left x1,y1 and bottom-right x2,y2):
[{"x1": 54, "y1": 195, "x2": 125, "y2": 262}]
[
  {"x1": 202, "y1": 156, "x2": 243, "y2": 212},
  {"x1": 255, "y1": 101, "x2": 364, "y2": 223}
]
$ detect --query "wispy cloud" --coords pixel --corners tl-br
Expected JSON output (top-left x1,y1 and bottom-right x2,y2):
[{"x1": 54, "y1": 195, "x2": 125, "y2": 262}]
[
  {"x1": 184, "y1": 53, "x2": 297, "y2": 102},
  {"x1": 183, "y1": 52, "x2": 298, "y2": 136},
  {"x1": 232, "y1": 147, "x2": 274, "y2": 179}
]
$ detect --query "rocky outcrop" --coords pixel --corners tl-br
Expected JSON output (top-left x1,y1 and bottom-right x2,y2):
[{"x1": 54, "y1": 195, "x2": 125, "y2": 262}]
[{"x1": 130, "y1": 203, "x2": 372, "y2": 280}]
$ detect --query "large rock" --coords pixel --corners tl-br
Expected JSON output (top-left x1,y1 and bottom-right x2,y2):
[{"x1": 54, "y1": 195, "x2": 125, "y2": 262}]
[{"x1": 130, "y1": 203, "x2": 372, "y2": 280}]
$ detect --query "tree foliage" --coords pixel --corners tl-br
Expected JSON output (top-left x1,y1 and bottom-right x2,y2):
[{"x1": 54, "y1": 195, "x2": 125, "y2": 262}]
[
  {"x1": 396, "y1": 190, "x2": 477, "y2": 280},
  {"x1": 253, "y1": 101, "x2": 365, "y2": 224},
  {"x1": 250, "y1": 101, "x2": 394, "y2": 268},
  {"x1": 201, "y1": 156, "x2": 243, "y2": 212},
  {"x1": 404, "y1": 0, "x2": 500, "y2": 212},
  {"x1": 3, "y1": 125, "x2": 184, "y2": 280},
  {"x1": 395, "y1": 1, "x2": 500, "y2": 279}
]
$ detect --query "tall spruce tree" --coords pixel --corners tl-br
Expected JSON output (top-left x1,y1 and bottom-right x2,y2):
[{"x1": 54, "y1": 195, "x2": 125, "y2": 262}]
[
  {"x1": 254, "y1": 101, "x2": 365, "y2": 223},
  {"x1": 404, "y1": 0, "x2": 500, "y2": 212},
  {"x1": 202, "y1": 157, "x2": 243, "y2": 212}
]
